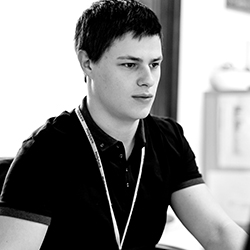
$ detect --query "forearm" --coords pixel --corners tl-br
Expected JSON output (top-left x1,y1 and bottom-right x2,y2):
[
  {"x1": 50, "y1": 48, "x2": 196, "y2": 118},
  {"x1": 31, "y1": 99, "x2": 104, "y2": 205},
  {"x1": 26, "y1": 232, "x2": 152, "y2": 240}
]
[
  {"x1": 204, "y1": 221, "x2": 248, "y2": 250},
  {"x1": 171, "y1": 185, "x2": 248, "y2": 250}
]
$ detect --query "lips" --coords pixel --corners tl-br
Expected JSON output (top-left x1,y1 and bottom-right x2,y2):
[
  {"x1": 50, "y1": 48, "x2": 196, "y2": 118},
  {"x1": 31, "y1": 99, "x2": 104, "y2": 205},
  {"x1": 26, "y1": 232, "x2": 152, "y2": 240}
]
[{"x1": 132, "y1": 94, "x2": 153, "y2": 99}]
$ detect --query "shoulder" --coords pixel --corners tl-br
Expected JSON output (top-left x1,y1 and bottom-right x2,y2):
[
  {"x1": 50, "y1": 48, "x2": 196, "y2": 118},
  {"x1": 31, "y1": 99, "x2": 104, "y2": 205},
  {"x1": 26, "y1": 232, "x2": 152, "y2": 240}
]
[
  {"x1": 144, "y1": 114, "x2": 196, "y2": 162},
  {"x1": 16, "y1": 109, "x2": 80, "y2": 163},
  {"x1": 2, "y1": 110, "x2": 80, "y2": 201},
  {"x1": 22, "y1": 109, "x2": 80, "y2": 149},
  {"x1": 31, "y1": 110, "x2": 77, "y2": 139},
  {"x1": 144, "y1": 114, "x2": 186, "y2": 143}
]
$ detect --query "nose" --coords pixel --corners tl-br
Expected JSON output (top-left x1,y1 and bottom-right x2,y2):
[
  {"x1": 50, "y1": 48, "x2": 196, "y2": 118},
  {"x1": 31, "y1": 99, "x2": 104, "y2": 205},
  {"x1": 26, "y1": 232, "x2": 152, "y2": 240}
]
[{"x1": 137, "y1": 66, "x2": 155, "y2": 87}]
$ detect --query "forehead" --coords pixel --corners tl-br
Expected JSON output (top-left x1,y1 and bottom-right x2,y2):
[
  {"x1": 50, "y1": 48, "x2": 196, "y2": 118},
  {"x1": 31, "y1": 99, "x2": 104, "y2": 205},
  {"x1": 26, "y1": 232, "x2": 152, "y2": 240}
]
[{"x1": 103, "y1": 33, "x2": 163, "y2": 61}]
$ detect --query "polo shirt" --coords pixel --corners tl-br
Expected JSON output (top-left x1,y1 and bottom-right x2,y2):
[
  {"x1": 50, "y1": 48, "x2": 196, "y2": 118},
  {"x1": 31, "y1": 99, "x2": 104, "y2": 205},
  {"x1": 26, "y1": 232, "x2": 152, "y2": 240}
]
[{"x1": 0, "y1": 97, "x2": 204, "y2": 250}]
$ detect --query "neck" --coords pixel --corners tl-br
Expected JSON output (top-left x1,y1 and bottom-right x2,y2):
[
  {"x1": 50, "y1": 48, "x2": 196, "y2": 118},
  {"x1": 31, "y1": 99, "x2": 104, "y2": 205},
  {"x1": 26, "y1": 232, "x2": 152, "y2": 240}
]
[{"x1": 84, "y1": 99, "x2": 140, "y2": 159}]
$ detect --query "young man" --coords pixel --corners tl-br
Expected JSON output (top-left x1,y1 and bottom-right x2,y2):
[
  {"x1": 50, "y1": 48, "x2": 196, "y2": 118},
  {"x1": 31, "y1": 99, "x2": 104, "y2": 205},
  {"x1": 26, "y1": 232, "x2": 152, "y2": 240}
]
[{"x1": 0, "y1": 0, "x2": 248, "y2": 249}]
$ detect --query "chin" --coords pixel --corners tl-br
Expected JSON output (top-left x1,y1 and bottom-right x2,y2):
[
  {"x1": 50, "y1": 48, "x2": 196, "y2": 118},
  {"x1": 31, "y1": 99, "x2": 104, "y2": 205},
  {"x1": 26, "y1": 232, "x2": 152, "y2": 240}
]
[{"x1": 135, "y1": 109, "x2": 151, "y2": 120}]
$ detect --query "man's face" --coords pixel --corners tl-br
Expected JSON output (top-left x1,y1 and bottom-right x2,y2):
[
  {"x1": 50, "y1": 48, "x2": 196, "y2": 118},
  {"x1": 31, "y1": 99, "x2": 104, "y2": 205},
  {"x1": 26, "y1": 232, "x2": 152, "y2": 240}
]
[{"x1": 88, "y1": 33, "x2": 163, "y2": 123}]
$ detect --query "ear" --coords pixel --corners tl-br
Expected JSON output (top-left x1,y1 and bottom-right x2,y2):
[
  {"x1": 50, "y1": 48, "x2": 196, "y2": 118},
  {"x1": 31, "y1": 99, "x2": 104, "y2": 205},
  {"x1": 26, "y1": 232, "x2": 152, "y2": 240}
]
[{"x1": 77, "y1": 50, "x2": 92, "y2": 75}]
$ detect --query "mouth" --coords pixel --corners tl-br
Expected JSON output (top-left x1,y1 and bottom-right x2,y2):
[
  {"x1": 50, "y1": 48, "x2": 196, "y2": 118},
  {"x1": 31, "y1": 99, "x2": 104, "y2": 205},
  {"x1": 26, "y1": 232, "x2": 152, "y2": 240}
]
[
  {"x1": 132, "y1": 94, "x2": 154, "y2": 103},
  {"x1": 132, "y1": 94, "x2": 154, "y2": 99}
]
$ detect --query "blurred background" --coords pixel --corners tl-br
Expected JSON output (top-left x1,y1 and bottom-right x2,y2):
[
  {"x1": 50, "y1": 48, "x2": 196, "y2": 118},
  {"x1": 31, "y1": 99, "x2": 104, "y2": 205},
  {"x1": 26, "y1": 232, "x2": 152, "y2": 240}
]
[{"x1": 1, "y1": 0, "x2": 250, "y2": 249}]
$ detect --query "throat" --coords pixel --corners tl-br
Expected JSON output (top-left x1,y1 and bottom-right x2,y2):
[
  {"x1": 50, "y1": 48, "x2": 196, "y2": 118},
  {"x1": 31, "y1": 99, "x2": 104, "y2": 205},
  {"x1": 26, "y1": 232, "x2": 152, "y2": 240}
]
[
  {"x1": 95, "y1": 118, "x2": 138, "y2": 159},
  {"x1": 109, "y1": 126, "x2": 136, "y2": 160},
  {"x1": 85, "y1": 99, "x2": 139, "y2": 158},
  {"x1": 124, "y1": 138, "x2": 135, "y2": 160}
]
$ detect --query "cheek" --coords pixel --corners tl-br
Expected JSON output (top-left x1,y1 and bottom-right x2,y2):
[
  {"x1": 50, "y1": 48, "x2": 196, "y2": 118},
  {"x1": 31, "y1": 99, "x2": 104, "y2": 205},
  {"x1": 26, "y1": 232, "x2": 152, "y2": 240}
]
[
  {"x1": 93, "y1": 64, "x2": 132, "y2": 99},
  {"x1": 96, "y1": 74, "x2": 122, "y2": 101},
  {"x1": 153, "y1": 71, "x2": 161, "y2": 89},
  {"x1": 102, "y1": 72, "x2": 127, "y2": 94}
]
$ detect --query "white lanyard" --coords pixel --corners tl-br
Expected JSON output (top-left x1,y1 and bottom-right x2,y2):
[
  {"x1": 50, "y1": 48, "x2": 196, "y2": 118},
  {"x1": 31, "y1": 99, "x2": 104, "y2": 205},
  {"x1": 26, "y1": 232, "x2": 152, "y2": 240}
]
[{"x1": 75, "y1": 107, "x2": 145, "y2": 250}]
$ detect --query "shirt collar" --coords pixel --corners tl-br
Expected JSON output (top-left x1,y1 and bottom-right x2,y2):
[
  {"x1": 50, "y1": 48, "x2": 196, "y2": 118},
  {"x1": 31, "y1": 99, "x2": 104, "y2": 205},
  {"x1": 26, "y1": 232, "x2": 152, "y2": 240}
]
[{"x1": 80, "y1": 97, "x2": 146, "y2": 152}]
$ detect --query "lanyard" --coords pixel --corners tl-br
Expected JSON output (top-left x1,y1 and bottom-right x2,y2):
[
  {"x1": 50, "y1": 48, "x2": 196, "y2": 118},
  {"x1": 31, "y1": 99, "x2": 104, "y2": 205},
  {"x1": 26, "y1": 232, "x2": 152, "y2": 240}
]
[{"x1": 75, "y1": 107, "x2": 145, "y2": 250}]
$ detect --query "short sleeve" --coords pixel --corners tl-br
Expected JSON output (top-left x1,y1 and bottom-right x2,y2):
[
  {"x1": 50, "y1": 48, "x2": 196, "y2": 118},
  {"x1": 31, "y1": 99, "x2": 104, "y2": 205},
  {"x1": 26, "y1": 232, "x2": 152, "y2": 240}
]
[
  {"x1": 153, "y1": 116, "x2": 204, "y2": 193},
  {"x1": 168, "y1": 119, "x2": 204, "y2": 192},
  {"x1": 0, "y1": 130, "x2": 57, "y2": 225}
]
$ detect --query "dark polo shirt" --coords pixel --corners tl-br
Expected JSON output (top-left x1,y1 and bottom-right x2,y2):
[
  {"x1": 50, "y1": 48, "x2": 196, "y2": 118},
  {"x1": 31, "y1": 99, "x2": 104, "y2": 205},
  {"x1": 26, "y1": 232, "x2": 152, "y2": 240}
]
[{"x1": 0, "y1": 97, "x2": 204, "y2": 250}]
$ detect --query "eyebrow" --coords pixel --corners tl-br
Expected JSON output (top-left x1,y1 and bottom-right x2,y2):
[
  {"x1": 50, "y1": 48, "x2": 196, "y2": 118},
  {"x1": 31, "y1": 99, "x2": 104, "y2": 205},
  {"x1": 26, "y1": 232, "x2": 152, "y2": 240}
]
[{"x1": 117, "y1": 55, "x2": 163, "y2": 62}]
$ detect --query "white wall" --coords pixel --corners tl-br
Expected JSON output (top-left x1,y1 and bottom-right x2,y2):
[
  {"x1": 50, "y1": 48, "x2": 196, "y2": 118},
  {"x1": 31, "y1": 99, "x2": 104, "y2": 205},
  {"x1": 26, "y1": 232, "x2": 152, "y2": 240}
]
[
  {"x1": 178, "y1": 0, "x2": 250, "y2": 173},
  {"x1": 0, "y1": 1, "x2": 94, "y2": 156},
  {"x1": 2, "y1": 0, "x2": 250, "y2": 161}
]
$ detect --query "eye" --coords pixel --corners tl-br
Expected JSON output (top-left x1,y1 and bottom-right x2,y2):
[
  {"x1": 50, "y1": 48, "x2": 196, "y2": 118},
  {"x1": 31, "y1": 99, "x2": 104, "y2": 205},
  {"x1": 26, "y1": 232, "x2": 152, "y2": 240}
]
[
  {"x1": 150, "y1": 62, "x2": 160, "y2": 69},
  {"x1": 122, "y1": 63, "x2": 137, "y2": 69}
]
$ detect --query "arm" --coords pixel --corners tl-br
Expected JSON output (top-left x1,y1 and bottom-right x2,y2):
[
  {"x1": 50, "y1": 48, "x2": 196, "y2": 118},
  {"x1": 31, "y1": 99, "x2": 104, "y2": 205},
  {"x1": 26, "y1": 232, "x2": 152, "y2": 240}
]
[
  {"x1": 171, "y1": 183, "x2": 248, "y2": 250},
  {"x1": 0, "y1": 216, "x2": 48, "y2": 250}
]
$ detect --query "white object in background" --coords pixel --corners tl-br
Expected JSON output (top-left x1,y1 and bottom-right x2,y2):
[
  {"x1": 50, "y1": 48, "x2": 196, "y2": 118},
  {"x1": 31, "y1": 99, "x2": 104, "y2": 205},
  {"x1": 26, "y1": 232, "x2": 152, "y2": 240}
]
[{"x1": 210, "y1": 64, "x2": 250, "y2": 91}]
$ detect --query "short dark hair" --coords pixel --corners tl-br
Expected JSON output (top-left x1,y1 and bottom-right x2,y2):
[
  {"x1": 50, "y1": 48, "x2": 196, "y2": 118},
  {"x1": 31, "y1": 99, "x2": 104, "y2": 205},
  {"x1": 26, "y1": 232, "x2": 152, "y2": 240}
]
[{"x1": 74, "y1": 0, "x2": 162, "y2": 63}]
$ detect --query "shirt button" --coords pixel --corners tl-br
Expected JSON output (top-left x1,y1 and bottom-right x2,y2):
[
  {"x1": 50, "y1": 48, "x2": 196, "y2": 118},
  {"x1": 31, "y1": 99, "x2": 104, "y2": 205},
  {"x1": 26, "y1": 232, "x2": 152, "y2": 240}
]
[
  {"x1": 100, "y1": 143, "x2": 104, "y2": 148},
  {"x1": 119, "y1": 153, "x2": 123, "y2": 159},
  {"x1": 126, "y1": 183, "x2": 130, "y2": 187}
]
